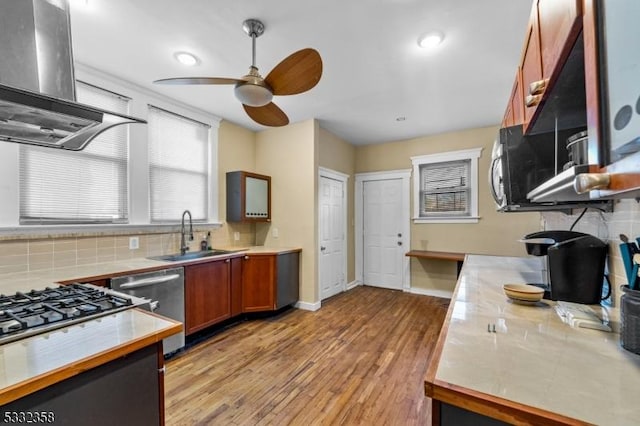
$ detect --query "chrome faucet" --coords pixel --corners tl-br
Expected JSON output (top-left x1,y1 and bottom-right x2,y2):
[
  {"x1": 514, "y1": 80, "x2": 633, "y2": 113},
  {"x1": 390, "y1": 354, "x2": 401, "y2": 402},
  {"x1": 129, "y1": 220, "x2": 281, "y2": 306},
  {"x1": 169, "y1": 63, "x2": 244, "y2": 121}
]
[{"x1": 180, "y1": 210, "x2": 194, "y2": 255}]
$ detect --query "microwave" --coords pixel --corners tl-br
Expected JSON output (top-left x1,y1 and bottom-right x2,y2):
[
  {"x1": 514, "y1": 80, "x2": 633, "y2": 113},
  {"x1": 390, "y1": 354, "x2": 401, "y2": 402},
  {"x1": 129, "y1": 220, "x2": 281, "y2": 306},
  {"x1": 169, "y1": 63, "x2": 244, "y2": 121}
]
[{"x1": 489, "y1": 125, "x2": 610, "y2": 212}]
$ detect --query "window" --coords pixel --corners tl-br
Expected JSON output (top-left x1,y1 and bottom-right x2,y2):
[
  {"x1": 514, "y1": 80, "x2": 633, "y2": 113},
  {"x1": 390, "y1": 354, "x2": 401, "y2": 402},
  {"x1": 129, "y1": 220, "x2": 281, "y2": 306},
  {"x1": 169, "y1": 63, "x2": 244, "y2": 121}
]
[
  {"x1": 19, "y1": 82, "x2": 130, "y2": 224},
  {"x1": 148, "y1": 106, "x2": 210, "y2": 222},
  {"x1": 411, "y1": 148, "x2": 482, "y2": 223}
]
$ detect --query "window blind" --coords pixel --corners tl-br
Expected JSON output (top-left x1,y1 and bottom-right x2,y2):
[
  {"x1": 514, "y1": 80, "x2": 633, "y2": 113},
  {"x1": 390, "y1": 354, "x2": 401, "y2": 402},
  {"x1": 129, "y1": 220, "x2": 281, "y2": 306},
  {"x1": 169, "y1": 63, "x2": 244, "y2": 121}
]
[
  {"x1": 148, "y1": 106, "x2": 210, "y2": 222},
  {"x1": 19, "y1": 82, "x2": 130, "y2": 224},
  {"x1": 420, "y1": 160, "x2": 470, "y2": 216}
]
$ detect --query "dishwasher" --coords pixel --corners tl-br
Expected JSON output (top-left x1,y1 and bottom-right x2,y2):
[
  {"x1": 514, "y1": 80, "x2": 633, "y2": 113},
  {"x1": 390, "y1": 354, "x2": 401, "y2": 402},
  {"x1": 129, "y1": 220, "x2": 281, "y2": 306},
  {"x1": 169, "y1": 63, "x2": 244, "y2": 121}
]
[{"x1": 111, "y1": 267, "x2": 185, "y2": 355}]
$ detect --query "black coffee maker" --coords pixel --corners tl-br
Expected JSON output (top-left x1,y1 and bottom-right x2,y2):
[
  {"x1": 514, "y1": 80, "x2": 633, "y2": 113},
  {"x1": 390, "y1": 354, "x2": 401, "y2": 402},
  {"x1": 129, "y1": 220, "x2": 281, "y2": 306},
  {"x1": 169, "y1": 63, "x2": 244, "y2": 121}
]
[{"x1": 522, "y1": 231, "x2": 608, "y2": 304}]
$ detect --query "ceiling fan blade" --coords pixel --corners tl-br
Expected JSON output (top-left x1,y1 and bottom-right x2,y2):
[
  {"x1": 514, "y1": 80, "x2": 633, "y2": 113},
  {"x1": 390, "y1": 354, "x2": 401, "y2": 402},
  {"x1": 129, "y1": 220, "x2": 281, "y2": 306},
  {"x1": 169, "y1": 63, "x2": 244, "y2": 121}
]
[
  {"x1": 153, "y1": 77, "x2": 244, "y2": 85},
  {"x1": 243, "y1": 102, "x2": 289, "y2": 127},
  {"x1": 265, "y1": 48, "x2": 323, "y2": 96}
]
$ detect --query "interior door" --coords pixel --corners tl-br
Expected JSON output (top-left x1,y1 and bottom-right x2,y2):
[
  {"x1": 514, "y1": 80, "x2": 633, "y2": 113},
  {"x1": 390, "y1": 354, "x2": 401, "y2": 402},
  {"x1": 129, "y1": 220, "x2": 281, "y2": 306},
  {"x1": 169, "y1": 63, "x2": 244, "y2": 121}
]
[
  {"x1": 319, "y1": 175, "x2": 346, "y2": 300},
  {"x1": 363, "y1": 179, "x2": 404, "y2": 290}
]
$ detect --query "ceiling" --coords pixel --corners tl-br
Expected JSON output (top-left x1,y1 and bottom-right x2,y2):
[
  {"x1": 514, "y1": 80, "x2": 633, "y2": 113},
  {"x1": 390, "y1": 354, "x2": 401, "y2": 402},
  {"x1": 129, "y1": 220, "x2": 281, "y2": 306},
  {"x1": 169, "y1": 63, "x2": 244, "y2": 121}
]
[{"x1": 69, "y1": 0, "x2": 533, "y2": 146}]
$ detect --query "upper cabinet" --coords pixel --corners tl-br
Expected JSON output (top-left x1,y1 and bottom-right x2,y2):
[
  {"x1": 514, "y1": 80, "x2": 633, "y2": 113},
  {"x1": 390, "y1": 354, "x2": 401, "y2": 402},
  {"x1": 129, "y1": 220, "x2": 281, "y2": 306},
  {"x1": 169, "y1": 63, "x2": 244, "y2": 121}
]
[
  {"x1": 226, "y1": 171, "x2": 271, "y2": 222},
  {"x1": 505, "y1": 0, "x2": 583, "y2": 133}
]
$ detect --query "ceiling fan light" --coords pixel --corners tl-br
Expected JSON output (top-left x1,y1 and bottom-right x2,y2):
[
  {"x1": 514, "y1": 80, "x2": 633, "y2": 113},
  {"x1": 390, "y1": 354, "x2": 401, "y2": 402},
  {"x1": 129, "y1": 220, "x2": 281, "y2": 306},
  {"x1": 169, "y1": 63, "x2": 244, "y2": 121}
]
[
  {"x1": 174, "y1": 51, "x2": 199, "y2": 66},
  {"x1": 234, "y1": 83, "x2": 273, "y2": 107}
]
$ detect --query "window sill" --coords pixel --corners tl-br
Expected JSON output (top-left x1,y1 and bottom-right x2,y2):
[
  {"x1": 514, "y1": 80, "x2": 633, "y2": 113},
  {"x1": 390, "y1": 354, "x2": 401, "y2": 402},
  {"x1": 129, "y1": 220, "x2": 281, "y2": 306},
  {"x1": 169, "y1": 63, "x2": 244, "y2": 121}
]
[
  {"x1": 413, "y1": 216, "x2": 480, "y2": 224},
  {"x1": 0, "y1": 222, "x2": 223, "y2": 241}
]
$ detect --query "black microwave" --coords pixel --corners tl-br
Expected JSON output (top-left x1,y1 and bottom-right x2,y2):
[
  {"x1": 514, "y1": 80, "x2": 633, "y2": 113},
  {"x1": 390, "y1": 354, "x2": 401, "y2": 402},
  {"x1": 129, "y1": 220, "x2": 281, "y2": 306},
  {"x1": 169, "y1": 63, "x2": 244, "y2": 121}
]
[{"x1": 489, "y1": 125, "x2": 610, "y2": 212}]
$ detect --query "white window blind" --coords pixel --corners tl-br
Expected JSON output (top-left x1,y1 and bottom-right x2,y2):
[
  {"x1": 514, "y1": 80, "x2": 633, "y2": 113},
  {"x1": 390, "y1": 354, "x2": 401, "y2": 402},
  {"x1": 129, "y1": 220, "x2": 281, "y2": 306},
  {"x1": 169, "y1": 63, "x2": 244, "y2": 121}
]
[
  {"x1": 148, "y1": 106, "x2": 210, "y2": 222},
  {"x1": 419, "y1": 160, "x2": 470, "y2": 216},
  {"x1": 19, "y1": 81, "x2": 130, "y2": 224}
]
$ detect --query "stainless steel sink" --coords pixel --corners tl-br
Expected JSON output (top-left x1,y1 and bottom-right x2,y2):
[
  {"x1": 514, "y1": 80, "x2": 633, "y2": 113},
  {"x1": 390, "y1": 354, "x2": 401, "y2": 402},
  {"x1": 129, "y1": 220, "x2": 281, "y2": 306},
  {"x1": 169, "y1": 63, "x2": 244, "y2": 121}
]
[{"x1": 148, "y1": 249, "x2": 235, "y2": 262}]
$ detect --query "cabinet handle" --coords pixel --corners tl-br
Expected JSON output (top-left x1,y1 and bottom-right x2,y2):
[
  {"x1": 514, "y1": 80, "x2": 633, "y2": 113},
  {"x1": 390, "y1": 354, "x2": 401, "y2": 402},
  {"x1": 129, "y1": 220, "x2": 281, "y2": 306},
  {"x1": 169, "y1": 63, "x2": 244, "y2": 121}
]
[
  {"x1": 244, "y1": 255, "x2": 249, "y2": 260},
  {"x1": 525, "y1": 94, "x2": 542, "y2": 107},
  {"x1": 528, "y1": 78, "x2": 548, "y2": 95},
  {"x1": 573, "y1": 173, "x2": 611, "y2": 194},
  {"x1": 225, "y1": 258, "x2": 230, "y2": 263}
]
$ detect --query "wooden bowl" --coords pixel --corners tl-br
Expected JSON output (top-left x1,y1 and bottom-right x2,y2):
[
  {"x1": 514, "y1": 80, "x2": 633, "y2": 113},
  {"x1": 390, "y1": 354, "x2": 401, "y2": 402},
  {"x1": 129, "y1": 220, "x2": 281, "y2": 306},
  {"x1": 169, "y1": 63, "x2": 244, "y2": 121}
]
[{"x1": 503, "y1": 284, "x2": 544, "y2": 303}]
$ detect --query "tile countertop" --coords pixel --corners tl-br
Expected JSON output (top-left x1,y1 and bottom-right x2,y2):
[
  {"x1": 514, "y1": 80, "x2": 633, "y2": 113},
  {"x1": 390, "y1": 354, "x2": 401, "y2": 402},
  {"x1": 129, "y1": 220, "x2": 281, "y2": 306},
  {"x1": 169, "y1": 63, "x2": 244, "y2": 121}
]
[
  {"x1": 426, "y1": 254, "x2": 640, "y2": 426},
  {"x1": 0, "y1": 246, "x2": 301, "y2": 294},
  {"x1": 0, "y1": 309, "x2": 181, "y2": 405}
]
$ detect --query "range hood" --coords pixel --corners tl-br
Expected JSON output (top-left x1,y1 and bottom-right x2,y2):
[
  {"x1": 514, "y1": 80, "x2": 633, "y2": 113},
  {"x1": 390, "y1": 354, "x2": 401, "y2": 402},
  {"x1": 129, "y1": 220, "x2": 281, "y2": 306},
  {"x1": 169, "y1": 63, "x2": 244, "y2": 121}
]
[{"x1": 0, "y1": 0, "x2": 145, "y2": 151}]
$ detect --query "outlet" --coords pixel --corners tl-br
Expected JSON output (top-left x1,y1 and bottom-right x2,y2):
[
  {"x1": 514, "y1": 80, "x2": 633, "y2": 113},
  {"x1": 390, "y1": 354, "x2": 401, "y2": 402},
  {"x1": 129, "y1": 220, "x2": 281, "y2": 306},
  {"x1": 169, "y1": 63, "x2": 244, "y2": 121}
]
[
  {"x1": 129, "y1": 236, "x2": 139, "y2": 250},
  {"x1": 272, "y1": 228, "x2": 279, "y2": 238},
  {"x1": 234, "y1": 231, "x2": 240, "y2": 241}
]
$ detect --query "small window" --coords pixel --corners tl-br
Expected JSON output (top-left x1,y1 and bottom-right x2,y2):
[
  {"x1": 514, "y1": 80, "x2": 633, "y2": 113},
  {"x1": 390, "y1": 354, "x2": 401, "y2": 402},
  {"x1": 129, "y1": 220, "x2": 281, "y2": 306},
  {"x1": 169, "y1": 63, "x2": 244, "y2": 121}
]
[
  {"x1": 19, "y1": 81, "x2": 130, "y2": 224},
  {"x1": 411, "y1": 148, "x2": 482, "y2": 223},
  {"x1": 148, "y1": 106, "x2": 210, "y2": 222}
]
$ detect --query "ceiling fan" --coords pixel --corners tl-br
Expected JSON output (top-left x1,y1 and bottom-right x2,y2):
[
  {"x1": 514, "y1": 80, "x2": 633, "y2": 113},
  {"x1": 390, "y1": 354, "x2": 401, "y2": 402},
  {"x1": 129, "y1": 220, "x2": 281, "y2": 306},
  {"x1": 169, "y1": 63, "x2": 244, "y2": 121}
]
[{"x1": 153, "y1": 19, "x2": 323, "y2": 127}]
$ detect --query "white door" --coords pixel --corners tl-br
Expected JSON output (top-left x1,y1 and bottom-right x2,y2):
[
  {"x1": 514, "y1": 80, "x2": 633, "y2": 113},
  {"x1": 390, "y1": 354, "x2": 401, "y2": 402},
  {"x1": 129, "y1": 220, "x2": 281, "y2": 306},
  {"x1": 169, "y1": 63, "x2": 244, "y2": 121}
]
[
  {"x1": 363, "y1": 179, "x2": 404, "y2": 290},
  {"x1": 319, "y1": 175, "x2": 346, "y2": 300}
]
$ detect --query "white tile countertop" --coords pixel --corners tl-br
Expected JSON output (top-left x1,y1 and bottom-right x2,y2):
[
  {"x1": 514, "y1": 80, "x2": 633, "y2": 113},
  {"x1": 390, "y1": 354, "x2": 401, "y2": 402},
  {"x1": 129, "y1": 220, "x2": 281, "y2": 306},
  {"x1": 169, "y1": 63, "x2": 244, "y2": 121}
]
[{"x1": 426, "y1": 254, "x2": 640, "y2": 426}]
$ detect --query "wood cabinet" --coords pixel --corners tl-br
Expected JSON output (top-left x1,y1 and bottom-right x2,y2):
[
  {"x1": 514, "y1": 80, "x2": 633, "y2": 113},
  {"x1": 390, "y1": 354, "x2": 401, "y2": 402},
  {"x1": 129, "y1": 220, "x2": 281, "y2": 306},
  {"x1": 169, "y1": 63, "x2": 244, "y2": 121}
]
[
  {"x1": 184, "y1": 259, "x2": 231, "y2": 335},
  {"x1": 226, "y1": 171, "x2": 271, "y2": 222},
  {"x1": 241, "y1": 251, "x2": 300, "y2": 313},
  {"x1": 502, "y1": 71, "x2": 524, "y2": 128},
  {"x1": 241, "y1": 254, "x2": 276, "y2": 312},
  {"x1": 512, "y1": 0, "x2": 582, "y2": 133}
]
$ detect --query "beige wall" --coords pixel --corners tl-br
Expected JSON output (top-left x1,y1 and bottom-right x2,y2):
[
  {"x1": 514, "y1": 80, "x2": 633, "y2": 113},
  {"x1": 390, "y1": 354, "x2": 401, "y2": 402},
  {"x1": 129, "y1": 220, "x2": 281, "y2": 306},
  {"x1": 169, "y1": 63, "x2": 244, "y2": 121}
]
[
  {"x1": 318, "y1": 127, "x2": 356, "y2": 283},
  {"x1": 218, "y1": 120, "x2": 258, "y2": 245},
  {"x1": 356, "y1": 125, "x2": 541, "y2": 294},
  {"x1": 255, "y1": 120, "x2": 318, "y2": 304}
]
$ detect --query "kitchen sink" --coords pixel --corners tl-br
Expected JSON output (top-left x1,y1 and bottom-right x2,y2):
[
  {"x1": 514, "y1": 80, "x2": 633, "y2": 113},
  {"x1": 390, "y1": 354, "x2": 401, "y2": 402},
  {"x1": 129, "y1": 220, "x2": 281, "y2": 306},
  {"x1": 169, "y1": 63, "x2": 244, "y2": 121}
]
[{"x1": 148, "y1": 249, "x2": 236, "y2": 262}]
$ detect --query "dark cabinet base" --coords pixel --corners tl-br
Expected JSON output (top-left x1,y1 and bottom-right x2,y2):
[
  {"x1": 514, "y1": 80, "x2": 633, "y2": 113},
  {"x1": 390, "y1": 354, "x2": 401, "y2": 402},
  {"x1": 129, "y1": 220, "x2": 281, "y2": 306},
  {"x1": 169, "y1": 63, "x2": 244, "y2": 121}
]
[{"x1": 2, "y1": 345, "x2": 161, "y2": 426}]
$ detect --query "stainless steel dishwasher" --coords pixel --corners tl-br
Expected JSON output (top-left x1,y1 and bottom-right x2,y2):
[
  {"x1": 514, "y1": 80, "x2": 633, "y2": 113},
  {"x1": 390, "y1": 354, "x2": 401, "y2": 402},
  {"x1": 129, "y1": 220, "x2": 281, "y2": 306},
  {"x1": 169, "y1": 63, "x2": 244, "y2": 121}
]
[{"x1": 111, "y1": 267, "x2": 185, "y2": 355}]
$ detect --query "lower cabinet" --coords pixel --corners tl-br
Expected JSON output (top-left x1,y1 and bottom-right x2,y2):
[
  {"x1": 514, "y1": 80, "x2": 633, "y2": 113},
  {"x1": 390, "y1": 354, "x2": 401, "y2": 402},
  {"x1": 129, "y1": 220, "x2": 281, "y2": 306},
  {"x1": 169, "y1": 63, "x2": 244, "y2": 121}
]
[
  {"x1": 184, "y1": 259, "x2": 231, "y2": 335},
  {"x1": 242, "y1": 251, "x2": 300, "y2": 312},
  {"x1": 3, "y1": 344, "x2": 163, "y2": 426},
  {"x1": 241, "y1": 254, "x2": 276, "y2": 312}
]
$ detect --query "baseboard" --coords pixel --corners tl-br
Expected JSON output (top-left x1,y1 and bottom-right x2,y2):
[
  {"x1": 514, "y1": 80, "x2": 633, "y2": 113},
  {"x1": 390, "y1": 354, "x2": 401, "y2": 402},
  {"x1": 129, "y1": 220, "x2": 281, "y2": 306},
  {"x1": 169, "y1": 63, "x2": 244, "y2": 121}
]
[
  {"x1": 295, "y1": 300, "x2": 321, "y2": 311},
  {"x1": 407, "y1": 287, "x2": 453, "y2": 299},
  {"x1": 346, "y1": 280, "x2": 361, "y2": 291}
]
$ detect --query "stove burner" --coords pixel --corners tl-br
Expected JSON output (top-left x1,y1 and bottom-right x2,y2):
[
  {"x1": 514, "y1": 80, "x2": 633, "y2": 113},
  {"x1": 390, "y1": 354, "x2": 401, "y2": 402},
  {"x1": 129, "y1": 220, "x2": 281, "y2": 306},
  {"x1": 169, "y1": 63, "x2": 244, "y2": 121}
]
[{"x1": 0, "y1": 283, "x2": 140, "y2": 344}]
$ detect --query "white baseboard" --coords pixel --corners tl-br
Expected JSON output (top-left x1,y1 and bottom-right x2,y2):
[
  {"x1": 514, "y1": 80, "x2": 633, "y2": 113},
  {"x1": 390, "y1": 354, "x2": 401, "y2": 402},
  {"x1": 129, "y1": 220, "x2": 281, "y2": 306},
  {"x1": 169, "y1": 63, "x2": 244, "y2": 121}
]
[
  {"x1": 407, "y1": 287, "x2": 453, "y2": 299},
  {"x1": 295, "y1": 300, "x2": 321, "y2": 311},
  {"x1": 346, "y1": 280, "x2": 361, "y2": 290}
]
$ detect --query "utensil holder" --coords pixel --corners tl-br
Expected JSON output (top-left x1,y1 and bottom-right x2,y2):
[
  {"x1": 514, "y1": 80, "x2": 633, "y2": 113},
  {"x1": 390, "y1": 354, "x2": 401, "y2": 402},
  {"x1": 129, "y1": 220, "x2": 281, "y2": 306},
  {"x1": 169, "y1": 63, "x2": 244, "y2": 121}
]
[{"x1": 621, "y1": 285, "x2": 640, "y2": 355}]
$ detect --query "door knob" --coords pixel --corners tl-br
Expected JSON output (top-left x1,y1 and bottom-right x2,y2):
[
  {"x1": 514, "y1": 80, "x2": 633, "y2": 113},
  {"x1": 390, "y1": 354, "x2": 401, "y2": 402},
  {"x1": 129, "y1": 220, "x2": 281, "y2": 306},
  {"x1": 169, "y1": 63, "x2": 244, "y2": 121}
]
[
  {"x1": 320, "y1": 246, "x2": 326, "y2": 251},
  {"x1": 397, "y1": 241, "x2": 403, "y2": 246},
  {"x1": 397, "y1": 233, "x2": 402, "y2": 238}
]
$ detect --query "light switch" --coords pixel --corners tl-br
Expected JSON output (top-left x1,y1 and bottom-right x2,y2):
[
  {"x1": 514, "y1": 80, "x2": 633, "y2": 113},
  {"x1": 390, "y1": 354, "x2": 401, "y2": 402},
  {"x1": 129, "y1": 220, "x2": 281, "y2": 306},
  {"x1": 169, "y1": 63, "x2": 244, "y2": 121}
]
[
  {"x1": 272, "y1": 228, "x2": 279, "y2": 238},
  {"x1": 234, "y1": 231, "x2": 240, "y2": 241}
]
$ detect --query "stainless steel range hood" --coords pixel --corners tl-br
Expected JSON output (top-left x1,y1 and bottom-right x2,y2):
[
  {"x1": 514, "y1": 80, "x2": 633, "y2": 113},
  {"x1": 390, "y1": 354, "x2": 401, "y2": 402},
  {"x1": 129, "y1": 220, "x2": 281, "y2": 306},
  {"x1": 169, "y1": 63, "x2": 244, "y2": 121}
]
[{"x1": 0, "y1": 0, "x2": 145, "y2": 151}]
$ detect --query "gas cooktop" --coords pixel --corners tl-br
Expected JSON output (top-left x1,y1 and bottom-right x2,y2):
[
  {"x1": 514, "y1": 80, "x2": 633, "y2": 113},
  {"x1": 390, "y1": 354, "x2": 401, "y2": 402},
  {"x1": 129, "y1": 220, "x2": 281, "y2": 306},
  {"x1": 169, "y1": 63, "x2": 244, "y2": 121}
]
[{"x1": 0, "y1": 283, "x2": 149, "y2": 345}]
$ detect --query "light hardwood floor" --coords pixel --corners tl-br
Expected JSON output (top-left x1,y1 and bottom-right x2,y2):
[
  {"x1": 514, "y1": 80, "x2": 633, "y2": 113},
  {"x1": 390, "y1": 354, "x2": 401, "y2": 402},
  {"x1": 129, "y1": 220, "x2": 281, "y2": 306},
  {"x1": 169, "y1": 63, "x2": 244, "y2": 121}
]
[{"x1": 164, "y1": 286, "x2": 449, "y2": 425}]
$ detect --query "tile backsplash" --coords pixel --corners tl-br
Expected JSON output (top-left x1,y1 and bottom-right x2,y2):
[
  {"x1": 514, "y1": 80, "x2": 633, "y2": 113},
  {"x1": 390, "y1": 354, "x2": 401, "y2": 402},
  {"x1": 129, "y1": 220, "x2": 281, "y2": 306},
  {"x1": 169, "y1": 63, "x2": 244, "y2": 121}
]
[
  {"x1": 0, "y1": 223, "x2": 255, "y2": 275},
  {"x1": 541, "y1": 198, "x2": 640, "y2": 306}
]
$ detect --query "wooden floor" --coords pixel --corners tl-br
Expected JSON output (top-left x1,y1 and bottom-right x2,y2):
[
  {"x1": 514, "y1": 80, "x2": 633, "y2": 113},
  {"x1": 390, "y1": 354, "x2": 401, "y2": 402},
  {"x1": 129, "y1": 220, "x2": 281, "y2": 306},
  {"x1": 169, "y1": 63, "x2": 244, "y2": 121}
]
[{"x1": 164, "y1": 286, "x2": 449, "y2": 425}]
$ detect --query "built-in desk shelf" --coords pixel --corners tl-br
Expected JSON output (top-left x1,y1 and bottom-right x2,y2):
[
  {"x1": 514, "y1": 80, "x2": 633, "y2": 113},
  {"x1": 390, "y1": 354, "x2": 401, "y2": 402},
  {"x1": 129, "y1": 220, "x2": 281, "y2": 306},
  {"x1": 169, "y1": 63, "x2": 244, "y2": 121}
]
[{"x1": 405, "y1": 250, "x2": 466, "y2": 277}]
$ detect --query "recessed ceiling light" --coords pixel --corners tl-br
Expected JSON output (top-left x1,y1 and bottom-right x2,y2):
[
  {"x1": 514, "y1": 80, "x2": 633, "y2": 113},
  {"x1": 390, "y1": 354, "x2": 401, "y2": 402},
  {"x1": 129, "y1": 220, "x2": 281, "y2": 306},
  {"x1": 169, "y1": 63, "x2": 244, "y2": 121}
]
[
  {"x1": 418, "y1": 31, "x2": 444, "y2": 49},
  {"x1": 174, "y1": 52, "x2": 199, "y2": 66}
]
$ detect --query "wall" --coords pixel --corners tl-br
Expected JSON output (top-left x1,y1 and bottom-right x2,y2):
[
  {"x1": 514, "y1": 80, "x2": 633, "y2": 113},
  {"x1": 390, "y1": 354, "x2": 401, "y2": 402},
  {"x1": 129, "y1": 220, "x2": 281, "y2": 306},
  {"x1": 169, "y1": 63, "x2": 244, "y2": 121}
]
[
  {"x1": 255, "y1": 120, "x2": 318, "y2": 304},
  {"x1": 541, "y1": 199, "x2": 640, "y2": 307},
  {"x1": 318, "y1": 128, "x2": 356, "y2": 283},
  {"x1": 355, "y1": 125, "x2": 541, "y2": 295},
  {"x1": 218, "y1": 120, "x2": 258, "y2": 246}
]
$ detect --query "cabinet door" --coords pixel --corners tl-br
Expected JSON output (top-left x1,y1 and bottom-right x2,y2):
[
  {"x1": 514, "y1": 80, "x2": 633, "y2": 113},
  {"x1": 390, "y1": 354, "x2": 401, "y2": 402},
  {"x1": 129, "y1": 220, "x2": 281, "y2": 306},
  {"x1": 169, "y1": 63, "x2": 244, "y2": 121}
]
[
  {"x1": 538, "y1": 0, "x2": 582, "y2": 79},
  {"x1": 521, "y1": 14, "x2": 543, "y2": 130},
  {"x1": 511, "y1": 70, "x2": 524, "y2": 127},
  {"x1": 184, "y1": 260, "x2": 231, "y2": 334},
  {"x1": 242, "y1": 255, "x2": 276, "y2": 312}
]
